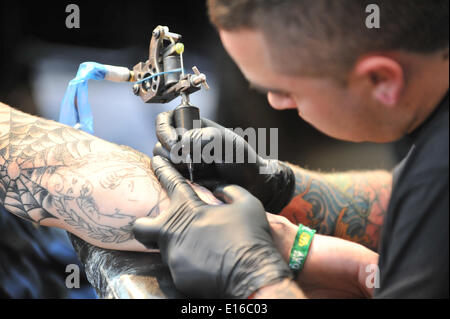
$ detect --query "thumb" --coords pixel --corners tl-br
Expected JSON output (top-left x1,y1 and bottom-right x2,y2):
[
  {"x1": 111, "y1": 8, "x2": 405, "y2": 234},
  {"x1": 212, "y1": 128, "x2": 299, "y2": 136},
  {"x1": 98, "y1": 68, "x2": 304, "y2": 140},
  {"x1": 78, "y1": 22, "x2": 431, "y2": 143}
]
[
  {"x1": 132, "y1": 217, "x2": 164, "y2": 248},
  {"x1": 155, "y1": 111, "x2": 178, "y2": 151},
  {"x1": 153, "y1": 142, "x2": 171, "y2": 159},
  {"x1": 213, "y1": 184, "x2": 256, "y2": 205}
]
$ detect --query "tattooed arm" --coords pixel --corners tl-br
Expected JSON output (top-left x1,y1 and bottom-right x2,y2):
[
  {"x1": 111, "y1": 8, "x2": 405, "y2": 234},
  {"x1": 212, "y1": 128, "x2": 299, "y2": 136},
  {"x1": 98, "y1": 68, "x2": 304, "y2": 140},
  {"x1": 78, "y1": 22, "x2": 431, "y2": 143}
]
[
  {"x1": 0, "y1": 102, "x2": 217, "y2": 252},
  {"x1": 280, "y1": 164, "x2": 392, "y2": 252}
]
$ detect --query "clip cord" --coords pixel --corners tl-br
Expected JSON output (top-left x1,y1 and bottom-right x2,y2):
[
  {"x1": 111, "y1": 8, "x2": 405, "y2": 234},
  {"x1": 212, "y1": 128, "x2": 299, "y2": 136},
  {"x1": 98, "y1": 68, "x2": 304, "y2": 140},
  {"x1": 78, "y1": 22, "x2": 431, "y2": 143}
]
[{"x1": 134, "y1": 68, "x2": 183, "y2": 84}]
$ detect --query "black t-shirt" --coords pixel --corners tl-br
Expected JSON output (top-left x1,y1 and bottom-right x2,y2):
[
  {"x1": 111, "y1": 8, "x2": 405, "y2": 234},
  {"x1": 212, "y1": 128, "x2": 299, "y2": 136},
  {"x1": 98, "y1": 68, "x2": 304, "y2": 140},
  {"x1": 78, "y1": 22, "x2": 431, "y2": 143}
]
[{"x1": 375, "y1": 92, "x2": 449, "y2": 298}]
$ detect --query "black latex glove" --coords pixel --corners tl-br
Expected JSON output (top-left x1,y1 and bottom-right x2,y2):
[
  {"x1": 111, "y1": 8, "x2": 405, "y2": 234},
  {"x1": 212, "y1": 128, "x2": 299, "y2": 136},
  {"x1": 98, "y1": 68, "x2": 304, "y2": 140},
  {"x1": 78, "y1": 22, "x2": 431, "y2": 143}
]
[
  {"x1": 153, "y1": 111, "x2": 295, "y2": 213},
  {"x1": 132, "y1": 156, "x2": 292, "y2": 298}
]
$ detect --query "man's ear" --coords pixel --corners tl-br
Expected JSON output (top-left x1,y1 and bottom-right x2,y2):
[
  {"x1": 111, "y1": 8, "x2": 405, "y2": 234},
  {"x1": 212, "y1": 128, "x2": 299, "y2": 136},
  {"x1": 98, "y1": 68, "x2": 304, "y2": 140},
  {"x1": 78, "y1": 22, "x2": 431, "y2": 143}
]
[{"x1": 353, "y1": 56, "x2": 404, "y2": 107}]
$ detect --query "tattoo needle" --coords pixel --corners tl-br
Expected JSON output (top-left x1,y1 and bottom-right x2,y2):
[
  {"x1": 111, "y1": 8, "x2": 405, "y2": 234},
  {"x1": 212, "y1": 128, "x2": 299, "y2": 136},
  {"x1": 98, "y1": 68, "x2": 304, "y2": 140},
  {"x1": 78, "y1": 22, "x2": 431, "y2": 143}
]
[{"x1": 184, "y1": 147, "x2": 194, "y2": 182}]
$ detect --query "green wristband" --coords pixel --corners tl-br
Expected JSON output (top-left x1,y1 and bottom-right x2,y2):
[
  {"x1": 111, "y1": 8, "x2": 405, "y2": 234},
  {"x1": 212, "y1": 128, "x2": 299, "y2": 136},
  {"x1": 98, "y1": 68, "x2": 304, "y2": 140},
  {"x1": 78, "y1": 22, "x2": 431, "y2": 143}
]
[{"x1": 288, "y1": 224, "x2": 316, "y2": 276}]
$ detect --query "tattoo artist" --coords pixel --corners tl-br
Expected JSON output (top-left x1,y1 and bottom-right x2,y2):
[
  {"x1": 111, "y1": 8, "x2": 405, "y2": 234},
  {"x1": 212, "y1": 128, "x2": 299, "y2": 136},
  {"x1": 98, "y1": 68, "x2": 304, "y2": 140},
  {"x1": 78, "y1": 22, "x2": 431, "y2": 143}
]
[{"x1": 133, "y1": 0, "x2": 449, "y2": 298}]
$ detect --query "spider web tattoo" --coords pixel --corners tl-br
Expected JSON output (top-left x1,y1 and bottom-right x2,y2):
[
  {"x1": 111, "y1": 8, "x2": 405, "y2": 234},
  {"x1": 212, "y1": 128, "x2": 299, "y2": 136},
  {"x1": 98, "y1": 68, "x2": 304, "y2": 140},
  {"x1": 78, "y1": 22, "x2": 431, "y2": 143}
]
[{"x1": 0, "y1": 104, "x2": 166, "y2": 244}]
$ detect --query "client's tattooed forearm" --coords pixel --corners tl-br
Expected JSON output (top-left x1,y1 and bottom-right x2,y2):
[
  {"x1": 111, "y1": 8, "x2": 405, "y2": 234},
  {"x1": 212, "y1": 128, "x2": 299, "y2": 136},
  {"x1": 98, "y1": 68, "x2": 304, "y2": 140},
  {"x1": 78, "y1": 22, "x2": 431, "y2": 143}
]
[
  {"x1": 281, "y1": 164, "x2": 391, "y2": 251},
  {"x1": 0, "y1": 103, "x2": 167, "y2": 246}
]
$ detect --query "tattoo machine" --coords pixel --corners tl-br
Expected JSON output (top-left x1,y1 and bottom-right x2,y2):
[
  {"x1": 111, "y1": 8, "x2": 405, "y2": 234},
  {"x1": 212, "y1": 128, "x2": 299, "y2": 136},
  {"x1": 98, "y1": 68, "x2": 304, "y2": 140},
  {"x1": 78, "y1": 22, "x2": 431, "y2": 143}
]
[
  {"x1": 131, "y1": 26, "x2": 209, "y2": 129},
  {"x1": 130, "y1": 26, "x2": 210, "y2": 181},
  {"x1": 59, "y1": 25, "x2": 209, "y2": 181}
]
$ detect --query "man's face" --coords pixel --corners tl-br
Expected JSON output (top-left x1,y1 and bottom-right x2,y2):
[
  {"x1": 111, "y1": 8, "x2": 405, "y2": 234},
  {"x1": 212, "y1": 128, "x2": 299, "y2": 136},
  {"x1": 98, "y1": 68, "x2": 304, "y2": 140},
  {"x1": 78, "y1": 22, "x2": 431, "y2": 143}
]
[{"x1": 219, "y1": 29, "x2": 390, "y2": 142}]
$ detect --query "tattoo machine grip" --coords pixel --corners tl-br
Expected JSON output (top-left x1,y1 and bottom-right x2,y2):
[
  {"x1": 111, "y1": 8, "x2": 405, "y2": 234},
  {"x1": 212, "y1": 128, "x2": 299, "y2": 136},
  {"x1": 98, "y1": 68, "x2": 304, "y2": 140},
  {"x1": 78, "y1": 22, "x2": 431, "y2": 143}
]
[
  {"x1": 173, "y1": 105, "x2": 200, "y2": 131},
  {"x1": 173, "y1": 105, "x2": 200, "y2": 182}
]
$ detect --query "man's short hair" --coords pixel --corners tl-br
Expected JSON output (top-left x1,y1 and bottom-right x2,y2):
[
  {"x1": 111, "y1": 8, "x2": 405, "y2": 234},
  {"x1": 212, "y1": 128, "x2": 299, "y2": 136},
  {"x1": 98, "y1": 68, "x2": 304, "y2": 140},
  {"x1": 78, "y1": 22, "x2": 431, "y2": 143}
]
[{"x1": 208, "y1": 0, "x2": 449, "y2": 81}]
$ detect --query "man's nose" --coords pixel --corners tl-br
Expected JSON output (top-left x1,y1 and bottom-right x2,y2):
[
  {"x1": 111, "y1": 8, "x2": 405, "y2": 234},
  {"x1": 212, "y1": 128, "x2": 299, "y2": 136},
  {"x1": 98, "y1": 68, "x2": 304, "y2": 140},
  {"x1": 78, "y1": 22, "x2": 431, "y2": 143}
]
[{"x1": 267, "y1": 92, "x2": 297, "y2": 110}]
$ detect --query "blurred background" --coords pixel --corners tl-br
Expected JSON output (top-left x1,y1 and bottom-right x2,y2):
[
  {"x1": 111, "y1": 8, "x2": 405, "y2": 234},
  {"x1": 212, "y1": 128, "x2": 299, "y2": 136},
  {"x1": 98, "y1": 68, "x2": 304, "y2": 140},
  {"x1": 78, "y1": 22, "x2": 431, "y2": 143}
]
[
  {"x1": 0, "y1": 1, "x2": 408, "y2": 171},
  {"x1": 0, "y1": 0, "x2": 410, "y2": 298}
]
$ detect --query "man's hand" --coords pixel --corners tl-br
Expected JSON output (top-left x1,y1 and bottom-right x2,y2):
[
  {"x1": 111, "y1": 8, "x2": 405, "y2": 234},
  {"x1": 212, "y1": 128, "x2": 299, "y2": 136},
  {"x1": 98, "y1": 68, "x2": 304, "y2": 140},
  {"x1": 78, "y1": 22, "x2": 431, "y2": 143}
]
[
  {"x1": 132, "y1": 156, "x2": 293, "y2": 298},
  {"x1": 153, "y1": 111, "x2": 295, "y2": 213}
]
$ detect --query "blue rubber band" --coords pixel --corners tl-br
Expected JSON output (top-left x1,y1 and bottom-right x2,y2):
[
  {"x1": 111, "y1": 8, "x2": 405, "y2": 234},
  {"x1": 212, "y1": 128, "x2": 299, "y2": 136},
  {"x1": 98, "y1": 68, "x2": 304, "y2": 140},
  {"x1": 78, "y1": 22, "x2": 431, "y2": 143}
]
[{"x1": 134, "y1": 68, "x2": 183, "y2": 84}]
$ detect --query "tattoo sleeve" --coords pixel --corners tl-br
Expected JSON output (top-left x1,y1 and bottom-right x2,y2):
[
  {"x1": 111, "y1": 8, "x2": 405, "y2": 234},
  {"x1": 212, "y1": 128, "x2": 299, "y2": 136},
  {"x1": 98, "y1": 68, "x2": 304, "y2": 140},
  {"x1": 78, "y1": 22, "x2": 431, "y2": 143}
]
[
  {"x1": 280, "y1": 163, "x2": 392, "y2": 251},
  {"x1": 0, "y1": 102, "x2": 200, "y2": 251}
]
